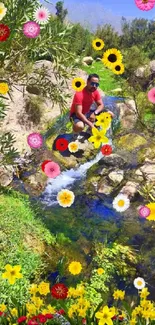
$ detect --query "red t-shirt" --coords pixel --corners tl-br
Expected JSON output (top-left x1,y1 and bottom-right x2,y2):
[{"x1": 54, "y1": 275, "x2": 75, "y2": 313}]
[{"x1": 70, "y1": 87, "x2": 101, "y2": 116}]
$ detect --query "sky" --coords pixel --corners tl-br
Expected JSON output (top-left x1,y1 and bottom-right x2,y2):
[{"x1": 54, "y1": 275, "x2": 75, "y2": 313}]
[{"x1": 41, "y1": 0, "x2": 155, "y2": 32}]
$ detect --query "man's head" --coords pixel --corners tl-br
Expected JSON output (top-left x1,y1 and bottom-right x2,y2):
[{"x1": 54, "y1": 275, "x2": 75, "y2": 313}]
[{"x1": 86, "y1": 74, "x2": 100, "y2": 92}]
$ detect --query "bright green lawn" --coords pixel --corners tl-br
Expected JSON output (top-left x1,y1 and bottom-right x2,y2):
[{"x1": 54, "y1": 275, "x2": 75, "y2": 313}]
[{"x1": 82, "y1": 61, "x2": 123, "y2": 95}]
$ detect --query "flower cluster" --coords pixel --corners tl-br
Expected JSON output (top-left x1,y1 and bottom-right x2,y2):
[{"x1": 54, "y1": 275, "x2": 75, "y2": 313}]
[{"x1": 55, "y1": 137, "x2": 79, "y2": 153}]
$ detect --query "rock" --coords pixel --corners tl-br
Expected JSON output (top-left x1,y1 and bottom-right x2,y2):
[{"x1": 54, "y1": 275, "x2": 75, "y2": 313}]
[
  {"x1": 135, "y1": 66, "x2": 148, "y2": 78},
  {"x1": 98, "y1": 154, "x2": 127, "y2": 168},
  {"x1": 135, "y1": 160, "x2": 155, "y2": 181},
  {"x1": 112, "y1": 88, "x2": 122, "y2": 93},
  {"x1": 108, "y1": 169, "x2": 124, "y2": 184},
  {"x1": 115, "y1": 134, "x2": 147, "y2": 152},
  {"x1": 96, "y1": 57, "x2": 102, "y2": 62},
  {"x1": 82, "y1": 56, "x2": 93, "y2": 65},
  {"x1": 150, "y1": 60, "x2": 155, "y2": 73},
  {"x1": 116, "y1": 100, "x2": 137, "y2": 129},
  {"x1": 0, "y1": 166, "x2": 14, "y2": 187},
  {"x1": 97, "y1": 179, "x2": 113, "y2": 195},
  {"x1": 120, "y1": 181, "x2": 140, "y2": 199}
]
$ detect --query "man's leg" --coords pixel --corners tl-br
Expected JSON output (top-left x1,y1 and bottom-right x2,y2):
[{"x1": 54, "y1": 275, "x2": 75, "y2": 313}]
[{"x1": 73, "y1": 121, "x2": 85, "y2": 133}]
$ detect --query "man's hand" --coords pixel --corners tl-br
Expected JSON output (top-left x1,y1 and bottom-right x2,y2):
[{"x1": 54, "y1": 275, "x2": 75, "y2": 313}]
[
  {"x1": 107, "y1": 111, "x2": 115, "y2": 118},
  {"x1": 89, "y1": 113, "x2": 96, "y2": 123}
]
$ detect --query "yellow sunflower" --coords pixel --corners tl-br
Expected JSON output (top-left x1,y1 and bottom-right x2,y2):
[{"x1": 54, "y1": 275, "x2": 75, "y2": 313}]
[
  {"x1": 146, "y1": 202, "x2": 155, "y2": 221},
  {"x1": 101, "y1": 48, "x2": 123, "y2": 69},
  {"x1": 57, "y1": 189, "x2": 75, "y2": 208},
  {"x1": 88, "y1": 127, "x2": 109, "y2": 149},
  {"x1": 111, "y1": 62, "x2": 125, "y2": 75},
  {"x1": 92, "y1": 38, "x2": 105, "y2": 51},
  {"x1": 72, "y1": 78, "x2": 86, "y2": 92}
]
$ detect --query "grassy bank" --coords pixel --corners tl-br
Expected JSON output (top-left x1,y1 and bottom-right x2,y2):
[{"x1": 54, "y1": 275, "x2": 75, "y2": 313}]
[{"x1": 82, "y1": 61, "x2": 123, "y2": 95}]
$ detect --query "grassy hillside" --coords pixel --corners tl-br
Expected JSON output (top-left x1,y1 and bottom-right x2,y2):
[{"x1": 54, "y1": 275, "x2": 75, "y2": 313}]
[
  {"x1": 82, "y1": 61, "x2": 123, "y2": 95},
  {"x1": 0, "y1": 190, "x2": 56, "y2": 303}
]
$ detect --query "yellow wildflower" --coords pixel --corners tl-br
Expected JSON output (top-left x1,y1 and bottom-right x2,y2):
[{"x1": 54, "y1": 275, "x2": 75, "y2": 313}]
[
  {"x1": 78, "y1": 308, "x2": 87, "y2": 318},
  {"x1": 47, "y1": 305, "x2": 56, "y2": 314},
  {"x1": 88, "y1": 127, "x2": 108, "y2": 149},
  {"x1": 29, "y1": 284, "x2": 38, "y2": 295},
  {"x1": 0, "y1": 304, "x2": 6, "y2": 312},
  {"x1": 97, "y1": 268, "x2": 104, "y2": 275},
  {"x1": 2, "y1": 264, "x2": 22, "y2": 285},
  {"x1": 139, "y1": 287, "x2": 150, "y2": 300},
  {"x1": 31, "y1": 296, "x2": 43, "y2": 309},
  {"x1": 10, "y1": 308, "x2": 18, "y2": 317},
  {"x1": 149, "y1": 310, "x2": 155, "y2": 320},
  {"x1": 113, "y1": 290, "x2": 125, "y2": 300},
  {"x1": 130, "y1": 318, "x2": 137, "y2": 325},
  {"x1": 146, "y1": 202, "x2": 155, "y2": 221},
  {"x1": 68, "y1": 305, "x2": 77, "y2": 318},
  {"x1": 38, "y1": 282, "x2": 50, "y2": 295},
  {"x1": 132, "y1": 306, "x2": 142, "y2": 318},
  {"x1": 141, "y1": 309, "x2": 152, "y2": 319},
  {"x1": 26, "y1": 303, "x2": 37, "y2": 316},
  {"x1": 95, "y1": 112, "x2": 112, "y2": 130},
  {"x1": 140, "y1": 300, "x2": 153, "y2": 309},
  {"x1": 68, "y1": 261, "x2": 82, "y2": 275},
  {"x1": 0, "y1": 83, "x2": 9, "y2": 95},
  {"x1": 67, "y1": 287, "x2": 76, "y2": 298},
  {"x1": 95, "y1": 305, "x2": 115, "y2": 325},
  {"x1": 76, "y1": 284, "x2": 85, "y2": 296}
]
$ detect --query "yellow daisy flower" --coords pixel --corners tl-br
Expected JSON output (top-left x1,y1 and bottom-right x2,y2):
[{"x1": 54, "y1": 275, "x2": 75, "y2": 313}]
[
  {"x1": 95, "y1": 112, "x2": 112, "y2": 130},
  {"x1": 31, "y1": 296, "x2": 43, "y2": 309},
  {"x1": 88, "y1": 127, "x2": 109, "y2": 149},
  {"x1": 57, "y1": 189, "x2": 75, "y2": 208},
  {"x1": 69, "y1": 261, "x2": 82, "y2": 275},
  {"x1": 139, "y1": 287, "x2": 150, "y2": 300},
  {"x1": 146, "y1": 202, "x2": 155, "y2": 221},
  {"x1": 38, "y1": 282, "x2": 50, "y2": 295},
  {"x1": 68, "y1": 141, "x2": 79, "y2": 153},
  {"x1": 102, "y1": 48, "x2": 123, "y2": 69},
  {"x1": 92, "y1": 38, "x2": 105, "y2": 51},
  {"x1": 97, "y1": 268, "x2": 104, "y2": 275},
  {"x1": 26, "y1": 303, "x2": 37, "y2": 316},
  {"x1": 130, "y1": 318, "x2": 137, "y2": 325},
  {"x1": 47, "y1": 305, "x2": 56, "y2": 314},
  {"x1": 0, "y1": 3, "x2": 7, "y2": 21},
  {"x1": 111, "y1": 63, "x2": 125, "y2": 75},
  {"x1": 77, "y1": 308, "x2": 87, "y2": 318},
  {"x1": 2, "y1": 264, "x2": 22, "y2": 285},
  {"x1": 72, "y1": 78, "x2": 85, "y2": 92}
]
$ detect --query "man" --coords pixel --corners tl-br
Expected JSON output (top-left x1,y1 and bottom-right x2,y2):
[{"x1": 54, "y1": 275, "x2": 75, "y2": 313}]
[{"x1": 70, "y1": 73, "x2": 114, "y2": 134}]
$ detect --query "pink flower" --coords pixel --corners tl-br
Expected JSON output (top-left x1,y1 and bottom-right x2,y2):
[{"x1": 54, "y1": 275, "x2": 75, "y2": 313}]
[
  {"x1": 139, "y1": 206, "x2": 151, "y2": 218},
  {"x1": 44, "y1": 161, "x2": 61, "y2": 178},
  {"x1": 27, "y1": 133, "x2": 43, "y2": 149},
  {"x1": 23, "y1": 21, "x2": 40, "y2": 38},
  {"x1": 148, "y1": 87, "x2": 155, "y2": 103},
  {"x1": 33, "y1": 7, "x2": 50, "y2": 24},
  {"x1": 135, "y1": 0, "x2": 155, "y2": 11}
]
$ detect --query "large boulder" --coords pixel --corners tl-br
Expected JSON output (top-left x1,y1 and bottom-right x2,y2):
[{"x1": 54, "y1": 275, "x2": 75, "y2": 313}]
[
  {"x1": 114, "y1": 133, "x2": 147, "y2": 152},
  {"x1": 116, "y1": 99, "x2": 137, "y2": 130}
]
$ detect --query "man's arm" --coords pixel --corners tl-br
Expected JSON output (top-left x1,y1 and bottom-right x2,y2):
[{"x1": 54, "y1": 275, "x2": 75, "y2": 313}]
[
  {"x1": 95, "y1": 98, "x2": 104, "y2": 114},
  {"x1": 75, "y1": 105, "x2": 94, "y2": 128}
]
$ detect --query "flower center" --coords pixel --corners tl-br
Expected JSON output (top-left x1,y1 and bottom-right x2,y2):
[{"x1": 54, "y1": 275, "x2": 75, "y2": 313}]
[
  {"x1": 103, "y1": 313, "x2": 108, "y2": 319},
  {"x1": 142, "y1": 0, "x2": 148, "y2": 3},
  {"x1": 0, "y1": 28, "x2": 5, "y2": 36},
  {"x1": 115, "y1": 65, "x2": 121, "y2": 71},
  {"x1": 75, "y1": 81, "x2": 81, "y2": 88},
  {"x1": 108, "y1": 54, "x2": 117, "y2": 62},
  {"x1": 96, "y1": 41, "x2": 101, "y2": 47},
  {"x1": 10, "y1": 270, "x2": 15, "y2": 276},
  {"x1": 137, "y1": 281, "x2": 142, "y2": 286},
  {"x1": 118, "y1": 200, "x2": 125, "y2": 207},
  {"x1": 0, "y1": 8, "x2": 4, "y2": 13},
  {"x1": 96, "y1": 135, "x2": 101, "y2": 141},
  {"x1": 50, "y1": 168, "x2": 54, "y2": 172},
  {"x1": 56, "y1": 287, "x2": 65, "y2": 295}
]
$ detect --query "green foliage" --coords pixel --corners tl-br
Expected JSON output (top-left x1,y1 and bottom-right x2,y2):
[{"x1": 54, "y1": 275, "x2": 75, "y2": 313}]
[
  {"x1": 55, "y1": 1, "x2": 68, "y2": 23},
  {"x1": 68, "y1": 23, "x2": 93, "y2": 57},
  {"x1": 0, "y1": 190, "x2": 56, "y2": 302},
  {"x1": 85, "y1": 242, "x2": 138, "y2": 306},
  {"x1": 95, "y1": 24, "x2": 120, "y2": 54}
]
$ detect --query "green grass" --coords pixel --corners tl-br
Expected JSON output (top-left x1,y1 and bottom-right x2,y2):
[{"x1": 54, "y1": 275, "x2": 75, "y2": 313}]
[
  {"x1": 82, "y1": 61, "x2": 123, "y2": 95},
  {"x1": 0, "y1": 190, "x2": 56, "y2": 303}
]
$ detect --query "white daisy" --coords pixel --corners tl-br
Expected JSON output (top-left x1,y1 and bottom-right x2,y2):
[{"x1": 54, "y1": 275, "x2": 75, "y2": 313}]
[
  {"x1": 134, "y1": 277, "x2": 145, "y2": 290},
  {"x1": 112, "y1": 193, "x2": 130, "y2": 212},
  {"x1": 0, "y1": 2, "x2": 7, "y2": 21},
  {"x1": 33, "y1": 6, "x2": 50, "y2": 25}
]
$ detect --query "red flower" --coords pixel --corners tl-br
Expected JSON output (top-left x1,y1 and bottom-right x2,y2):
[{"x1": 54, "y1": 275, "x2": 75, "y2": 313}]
[
  {"x1": 28, "y1": 320, "x2": 38, "y2": 325},
  {"x1": 44, "y1": 314, "x2": 54, "y2": 319},
  {"x1": 112, "y1": 316, "x2": 117, "y2": 320},
  {"x1": 0, "y1": 24, "x2": 10, "y2": 42},
  {"x1": 82, "y1": 319, "x2": 87, "y2": 324},
  {"x1": 17, "y1": 316, "x2": 27, "y2": 323},
  {"x1": 0, "y1": 312, "x2": 5, "y2": 317},
  {"x1": 57, "y1": 309, "x2": 65, "y2": 315},
  {"x1": 41, "y1": 160, "x2": 52, "y2": 172},
  {"x1": 51, "y1": 283, "x2": 68, "y2": 299},
  {"x1": 55, "y1": 138, "x2": 68, "y2": 151},
  {"x1": 101, "y1": 144, "x2": 112, "y2": 156},
  {"x1": 118, "y1": 316, "x2": 124, "y2": 322},
  {"x1": 37, "y1": 315, "x2": 47, "y2": 323}
]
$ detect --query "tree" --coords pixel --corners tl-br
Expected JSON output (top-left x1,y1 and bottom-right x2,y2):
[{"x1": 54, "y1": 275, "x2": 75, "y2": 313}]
[
  {"x1": 55, "y1": 1, "x2": 68, "y2": 23},
  {"x1": 95, "y1": 24, "x2": 120, "y2": 52}
]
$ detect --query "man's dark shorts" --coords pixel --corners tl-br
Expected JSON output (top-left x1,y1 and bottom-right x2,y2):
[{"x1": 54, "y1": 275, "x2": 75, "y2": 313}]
[{"x1": 70, "y1": 109, "x2": 98, "y2": 125}]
